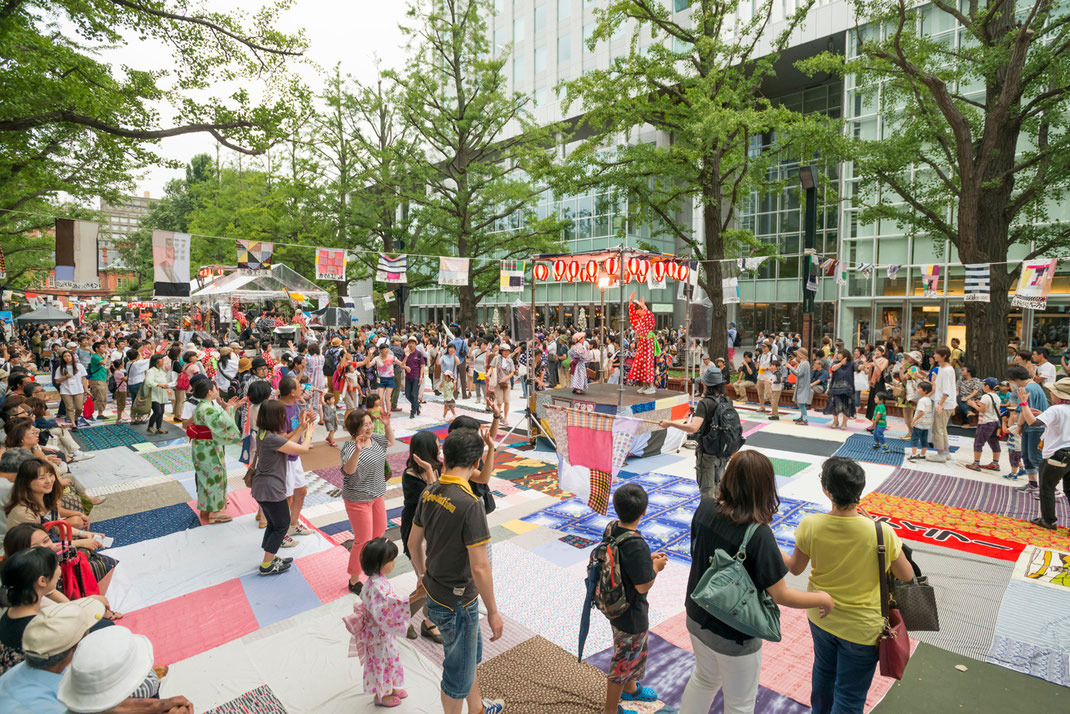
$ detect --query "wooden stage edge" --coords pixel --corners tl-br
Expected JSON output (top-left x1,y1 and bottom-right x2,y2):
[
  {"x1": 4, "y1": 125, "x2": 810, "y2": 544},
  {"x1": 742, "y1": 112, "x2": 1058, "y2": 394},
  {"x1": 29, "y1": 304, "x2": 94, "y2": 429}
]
[{"x1": 543, "y1": 383, "x2": 687, "y2": 407}]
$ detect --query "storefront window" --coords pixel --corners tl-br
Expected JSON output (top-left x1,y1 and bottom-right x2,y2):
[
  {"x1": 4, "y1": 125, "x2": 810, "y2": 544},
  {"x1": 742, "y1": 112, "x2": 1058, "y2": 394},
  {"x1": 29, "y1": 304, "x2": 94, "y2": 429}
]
[
  {"x1": 1032, "y1": 305, "x2": 1070, "y2": 358},
  {"x1": 909, "y1": 303, "x2": 942, "y2": 347}
]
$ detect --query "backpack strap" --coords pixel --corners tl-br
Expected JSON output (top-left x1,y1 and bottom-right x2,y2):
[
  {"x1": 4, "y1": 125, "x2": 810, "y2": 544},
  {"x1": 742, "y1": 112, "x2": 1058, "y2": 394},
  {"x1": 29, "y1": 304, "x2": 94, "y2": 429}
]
[{"x1": 736, "y1": 522, "x2": 761, "y2": 561}]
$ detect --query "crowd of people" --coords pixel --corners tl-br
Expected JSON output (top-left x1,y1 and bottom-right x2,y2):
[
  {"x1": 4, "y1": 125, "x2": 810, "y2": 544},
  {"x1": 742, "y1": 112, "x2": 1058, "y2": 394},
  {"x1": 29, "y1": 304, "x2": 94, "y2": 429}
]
[{"x1": 0, "y1": 305, "x2": 1067, "y2": 713}]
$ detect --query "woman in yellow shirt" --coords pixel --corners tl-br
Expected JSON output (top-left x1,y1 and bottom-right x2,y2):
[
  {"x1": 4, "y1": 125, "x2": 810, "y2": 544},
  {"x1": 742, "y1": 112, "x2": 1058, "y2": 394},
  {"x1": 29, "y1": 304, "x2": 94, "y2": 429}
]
[{"x1": 784, "y1": 457, "x2": 915, "y2": 714}]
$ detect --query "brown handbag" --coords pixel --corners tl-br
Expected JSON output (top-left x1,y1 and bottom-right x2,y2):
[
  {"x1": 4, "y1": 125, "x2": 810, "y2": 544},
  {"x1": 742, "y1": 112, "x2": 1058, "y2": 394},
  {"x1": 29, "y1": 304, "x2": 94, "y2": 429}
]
[
  {"x1": 243, "y1": 433, "x2": 261, "y2": 488},
  {"x1": 875, "y1": 520, "x2": 910, "y2": 679}
]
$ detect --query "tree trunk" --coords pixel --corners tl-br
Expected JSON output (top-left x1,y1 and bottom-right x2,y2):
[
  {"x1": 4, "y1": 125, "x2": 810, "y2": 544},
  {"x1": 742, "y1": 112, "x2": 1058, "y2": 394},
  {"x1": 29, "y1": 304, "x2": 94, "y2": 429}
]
[
  {"x1": 702, "y1": 201, "x2": 727, "y2": 360},
  {"x1": 458, "y1": 284, "x2": 477, "y2": 330},
  {"x1": 961, "y1": 252, "x2": 1012, "y2": 380}
]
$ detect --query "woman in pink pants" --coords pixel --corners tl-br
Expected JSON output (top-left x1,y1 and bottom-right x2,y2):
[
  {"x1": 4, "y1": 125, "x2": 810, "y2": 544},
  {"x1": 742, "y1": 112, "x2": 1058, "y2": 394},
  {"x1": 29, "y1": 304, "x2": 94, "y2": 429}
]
[{"x1": 340, "y1": 407, "x2": 395, "y2": 595}]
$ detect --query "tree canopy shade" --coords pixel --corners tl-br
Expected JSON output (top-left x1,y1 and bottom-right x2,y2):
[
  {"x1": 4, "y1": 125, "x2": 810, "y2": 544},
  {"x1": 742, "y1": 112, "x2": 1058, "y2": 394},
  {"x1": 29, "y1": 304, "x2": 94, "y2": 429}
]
[
  {"x1": 804, "y1": 0, "x2": 1070, "y2": 377},
  {"x1": 389, "y1": 0, "x2": 564, "y2": 328},
  {"x1": 555, "y1": 0, "x2": 823, "y2": 360}
]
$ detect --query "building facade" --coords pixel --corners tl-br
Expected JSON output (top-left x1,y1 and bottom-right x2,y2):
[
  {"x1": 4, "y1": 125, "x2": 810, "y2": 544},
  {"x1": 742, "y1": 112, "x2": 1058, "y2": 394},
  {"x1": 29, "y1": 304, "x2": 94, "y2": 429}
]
[
  {"x1": 99, "y1": 192, "x2": 156, "y2": 271},
  {"x1": 408, "y1": 0, "x2": 1070, "y2": 357}
]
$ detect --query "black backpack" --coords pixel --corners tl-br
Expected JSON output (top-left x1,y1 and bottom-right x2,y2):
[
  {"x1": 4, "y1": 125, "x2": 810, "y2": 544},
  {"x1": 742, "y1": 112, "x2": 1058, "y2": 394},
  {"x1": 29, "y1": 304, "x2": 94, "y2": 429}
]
[
  {"x1": 588, "y1": 522, "x2": 641, "y2": 619},
  {"x1": 323, "y1": 346, "x2": 340, "y2": 377},
  {"x1": 697, "y1": 396, "x2": 745, "y2": 459},
  {"x1": 733, "y1": 329, "x2": 743, "y2": 347}
]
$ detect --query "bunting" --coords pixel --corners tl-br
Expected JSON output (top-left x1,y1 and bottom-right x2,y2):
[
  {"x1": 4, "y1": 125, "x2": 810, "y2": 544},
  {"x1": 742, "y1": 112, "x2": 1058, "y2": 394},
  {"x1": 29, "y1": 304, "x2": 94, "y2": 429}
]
[
  {"x1": 499, "y1": 259, "x2": 526, "y2": 292},
  {"x1": 963, "y1": 263, "x2": 990, "y2": 303},
  {"x1": 236, "y1": 240, "x2": 274, "y2": 273},
  {"x1": 438, "y1": 257, "x2": 469, "y2": 286},
  {"x1": 922, "y1": 264, "x2": 941, "y2": 297},
  {"x1": 835, "y1": 260, "x2": 848, "y2": 286},
  {"x1": 384, "y1": 291, "x2": 396, "y2": 304},
  {"x1": 887, "y1": 264, "x2": 902, "y2": 280},
  {"x1": 806, "y1": 254, "x2": 819, "y2": 293},
  {"x1": 361, "y1": 295, "x2": 375, "y2": 311},
  {"x1": 1012, "y1": 259, "x2": 1058, "y2": 310},
  {"x1": 820, "y1": 258, "x2": 837, "y2": 276},
  {"x1": 55, "y1": 219, "x2": 101, "y2": 289},
  {"x1": 151, "y1": 230, "x2": 191, "y2": 297},
  {"x1": 743, "y1": 256, "x2": 768, "y2": 271},
  {"x1": 316, "y1": 248, "x2": 348, "y2": 281},
  {"x1": 858, "y1": 262, "x2": 874, "y2": 278},
  {"x1": 722, "y1": 277, "x2": 741, "y2": 304},
  {"x1": 376, "y1": 254, "x2": 407, "y2": 283}
]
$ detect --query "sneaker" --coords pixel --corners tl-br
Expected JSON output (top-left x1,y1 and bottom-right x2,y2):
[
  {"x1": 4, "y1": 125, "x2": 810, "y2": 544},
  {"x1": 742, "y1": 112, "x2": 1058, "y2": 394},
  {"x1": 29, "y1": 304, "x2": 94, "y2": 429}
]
[
  {"x1": 982, "y1": 463, "x2": 1001, "y2": 471},
  {"x1": 965, "y1": 463, "x2": 981, "y2": 471},
  {"x1": 1017, "y1": 482, "x2": 1039, "y2": 492},
  {"x1": 871, "y1": 444, "x2": 881, "y2": 450},
  {"x1": 926, "y1": 453, "x2": 948, "y2": 463},
  {"x1": 70, "y1": 451, "x2": 96, "y2": 462},
  {"x1": 287, "y1": 524, "x2": 312, "y2": 537},
  {"x1": 1001, "y1": 471, "x2": 1020, "y2": 480},
  {"x1": 258, "y1": 558, "x2": 292, "y2": 575},
  {"x1": 621, "y1": 684, "x2": 658, "y2": 702},
  {"x1": 1031, "y1": 517, "x2": 1057, "y2": 531},
  {"x1": 907, "y1": 454, "x2": 919, "y2": 461},
  {"x1": 280, "y1": 535, "x2": 299, "y2": 548},
  {"x1": 481, "y1": 700, "x2": 505, "y2": 714},
  {"x1": 881, "y1": 446, "x2": 890, "y2": 453}
]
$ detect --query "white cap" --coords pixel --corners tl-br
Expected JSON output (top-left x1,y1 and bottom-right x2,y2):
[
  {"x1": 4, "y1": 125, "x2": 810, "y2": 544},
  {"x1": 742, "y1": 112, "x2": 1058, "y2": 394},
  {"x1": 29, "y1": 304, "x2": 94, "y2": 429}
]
[{"x1": 22, "y1": 599, "x2": 106, "y2": 658}]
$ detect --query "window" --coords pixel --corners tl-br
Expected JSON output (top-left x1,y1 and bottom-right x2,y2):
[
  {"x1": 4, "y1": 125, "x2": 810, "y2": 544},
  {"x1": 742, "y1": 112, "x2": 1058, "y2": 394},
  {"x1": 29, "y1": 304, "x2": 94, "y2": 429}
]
[
  {"x1": 534, "y1": 4, "x2": 547, "y2": 31},
  {"x1": 583, "y1": 22, "x2": 595, "y2": 51},
  {"x1": 494, "y1": 0, "x2": 504, "y2": 11},
  {"x1": 534, "y1": 86, "x2": 548, "y2": 106},
  {"x1": 674, "y1": 0, "x2": 691, "y2": 10},
  {"x1": 514, "y1": 16, "x2": 525, "y2": 43},
  {"x1": 513, "y1": 56, "x2": 525, "y2": 84},
  {"x1": 558, "y1": 33, "x2": 571, "y2": 62},
  {"x1": 558, "y1": 0, "x2": 570, "y2": 19},
  {"x1": 534, "y1": 44, "x2": 547, "y2": 72},
  {"x1": 494, "y1": 26, "x2": 505, "y2": 53}
]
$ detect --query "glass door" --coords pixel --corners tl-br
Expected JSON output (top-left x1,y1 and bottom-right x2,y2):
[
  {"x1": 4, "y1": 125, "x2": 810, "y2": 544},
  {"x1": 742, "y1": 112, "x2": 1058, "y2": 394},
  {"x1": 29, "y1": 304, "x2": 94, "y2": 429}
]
[{"x1": 876, "y1": 303, "x2": 904, "y2": 347}]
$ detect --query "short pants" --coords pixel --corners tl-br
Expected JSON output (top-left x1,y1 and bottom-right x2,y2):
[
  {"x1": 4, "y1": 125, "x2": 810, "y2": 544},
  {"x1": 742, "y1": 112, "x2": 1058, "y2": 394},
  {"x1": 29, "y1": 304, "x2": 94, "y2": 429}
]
[
  {"x1": 608, "y1": 627, "x2": 648, "y2": 684},
  {"x1": 284, "y1": 458, "x2": 307, "y2": 497}
]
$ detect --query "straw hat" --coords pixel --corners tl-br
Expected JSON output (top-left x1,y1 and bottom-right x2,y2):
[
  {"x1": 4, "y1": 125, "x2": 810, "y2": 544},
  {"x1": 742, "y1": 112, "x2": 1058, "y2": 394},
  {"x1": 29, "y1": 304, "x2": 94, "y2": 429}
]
[
  {"x1": 238, "y1": 357, "x2": 252, "y2": 372},
  {"x1": 907, "y1": 350, "x2": 923, "y2": 364}
]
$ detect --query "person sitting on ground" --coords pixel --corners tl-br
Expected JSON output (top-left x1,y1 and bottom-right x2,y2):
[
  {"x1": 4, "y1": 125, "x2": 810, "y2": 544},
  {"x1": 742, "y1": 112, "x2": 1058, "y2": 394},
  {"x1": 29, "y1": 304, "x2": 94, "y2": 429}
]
[
  {"x1": 810, "y1": 356, "x2": 828, "y2": 395},
  {"x1": 26, "y1": 398, "x2": 92, "y2": 463}
]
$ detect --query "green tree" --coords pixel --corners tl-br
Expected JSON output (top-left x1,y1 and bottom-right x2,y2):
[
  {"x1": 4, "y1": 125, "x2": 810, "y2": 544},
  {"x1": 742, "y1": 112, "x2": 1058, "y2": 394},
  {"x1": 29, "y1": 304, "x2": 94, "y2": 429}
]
[
  {"x1": 557, "y1": 0, "x2": 818, "y2": 360},
  {"x1": 390, "y1": 0, "x2": 564, "y2": 328},
  {"x1": 807, "y1": 0, "x2": 1070, "y2": 377}
]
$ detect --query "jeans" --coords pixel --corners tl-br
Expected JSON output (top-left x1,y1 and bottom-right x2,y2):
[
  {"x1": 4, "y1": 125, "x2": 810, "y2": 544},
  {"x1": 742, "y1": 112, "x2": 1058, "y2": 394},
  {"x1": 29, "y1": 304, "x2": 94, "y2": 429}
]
[
  {"x1": 1022, "y1": 425, "x2": 1044, "y2": 476},
  {"x1": 427, "y1": 596, "x2": 482, "y2": 700},
  {"x1": 404, "y1": 378, "x2": 420, "y2": 417},
  {"x1": 679, "y1": 631, "x2": 762, "y2": 714},
  {"x1": 345, "y1": 497, "x2": 386, "y2": 580},
  {"x1": 798, "y1": 404, "x2": 808, "y2": 420},
  {"x1": 1038, "y1": 453, "x2": 1070, "y2": 525},
  {"x1": 809, "y1": 621, "x2": 879, "y2": 714},
  {"x1": 957, "y1": 397, "x2": 975, "y2": 424},
  {"x1": 258, "y1": 499, "x2": 290, "y2": 554},
  {"x1": 910, "y1": 427, "x2": 929, "y2": 450},
  {"x1": 873, "y1": 425, "x2": 886, "y2": 447}
]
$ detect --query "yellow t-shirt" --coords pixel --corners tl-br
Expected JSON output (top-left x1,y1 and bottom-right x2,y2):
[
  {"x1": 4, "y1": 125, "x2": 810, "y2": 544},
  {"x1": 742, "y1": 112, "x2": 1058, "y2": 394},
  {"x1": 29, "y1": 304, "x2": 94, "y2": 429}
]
[{"x1": 794, "y1": 513, "x2": 903, "y2": 645}]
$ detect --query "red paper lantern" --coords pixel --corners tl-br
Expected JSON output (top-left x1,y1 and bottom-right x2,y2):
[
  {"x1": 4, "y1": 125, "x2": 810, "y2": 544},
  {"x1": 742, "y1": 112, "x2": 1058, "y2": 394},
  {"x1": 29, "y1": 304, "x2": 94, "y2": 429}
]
[
  {"x1": 584, "y1": 260, "x2": 599, "y2": 282},
  {"x1": 677, "y1": 261, "x2": 690, "y2": 282},
  {"x1": 566, "y1": 260, "x2": 580, "y2": 282},
  {"x1": 627, "y1": 257, "x2": 641, "y2": 275},
  {"x1": 651, "y1": 260, "x2": 667, "y2": 282},
  {"x1": 553, "y1": 259, "x2": 567, "y2": 281},
  {"x1": 635, "y1": 260, "x2": 650, "y2": 283},
  {"x1": 604, "y1": 257, "x2": 619, "y2": 276},
  {"x1": 665, "y1": 261, "x2": 679, "y2": 280},
  {"x1": 533, "y1": 262, "x2": 550, "y2": 281}
]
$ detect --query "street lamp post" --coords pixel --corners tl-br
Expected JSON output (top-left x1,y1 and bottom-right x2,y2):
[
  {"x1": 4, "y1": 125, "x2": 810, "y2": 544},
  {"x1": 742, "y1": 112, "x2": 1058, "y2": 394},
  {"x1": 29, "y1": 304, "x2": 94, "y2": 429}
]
[
  {"x1": 598, "y1": 273, "x2": 610, "y2": 382},
  {"x1": 799, "y1": 165, "x2": 818, "y2": 360}
]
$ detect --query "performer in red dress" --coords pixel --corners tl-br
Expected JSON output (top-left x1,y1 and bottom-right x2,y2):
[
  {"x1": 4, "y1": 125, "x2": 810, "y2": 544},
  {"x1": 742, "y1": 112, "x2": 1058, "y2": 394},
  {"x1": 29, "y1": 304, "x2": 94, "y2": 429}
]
[{"x1": 628, "y1": 293, "x2": 657, "y2": 395}]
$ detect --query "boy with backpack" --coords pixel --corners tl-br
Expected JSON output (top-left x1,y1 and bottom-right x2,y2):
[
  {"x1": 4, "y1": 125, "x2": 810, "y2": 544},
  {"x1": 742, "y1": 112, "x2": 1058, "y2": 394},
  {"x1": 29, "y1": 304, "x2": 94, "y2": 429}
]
[
  {"x1": 660, "y1": 367, "x2": 744, "y2": 497},
  {"x1": 588, "y1": 483, "x2": 666, "y2": 714}
]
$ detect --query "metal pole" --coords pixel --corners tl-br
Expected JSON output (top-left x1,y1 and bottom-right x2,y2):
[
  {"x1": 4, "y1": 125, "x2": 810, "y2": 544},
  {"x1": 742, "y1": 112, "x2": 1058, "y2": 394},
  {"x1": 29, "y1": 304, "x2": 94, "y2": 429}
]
[
  {"x1": 599, "y1": 287, "x2": 605, "y2": 383},
  {"x1": 802, "y1": 168, "x2": 818, "y2": 360},
  {"x1": 685, "y1": 264, "x2": 692, "y2": 403},
  {"x1": 618, "y1": 245, "x2": 625, "y2": 411},
  {"x1": 529, "y1": 260, "x2": 537, "y2": 443}
]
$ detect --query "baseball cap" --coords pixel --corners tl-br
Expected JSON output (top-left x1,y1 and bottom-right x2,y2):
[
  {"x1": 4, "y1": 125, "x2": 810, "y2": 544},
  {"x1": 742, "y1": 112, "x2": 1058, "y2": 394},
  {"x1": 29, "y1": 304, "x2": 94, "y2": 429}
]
[
  {"x1": 22, "y1": 599, "x2": 106, "y2": 658},
  {"x1": 982, "y1": 377, "x2": 999, "y2": 389}
]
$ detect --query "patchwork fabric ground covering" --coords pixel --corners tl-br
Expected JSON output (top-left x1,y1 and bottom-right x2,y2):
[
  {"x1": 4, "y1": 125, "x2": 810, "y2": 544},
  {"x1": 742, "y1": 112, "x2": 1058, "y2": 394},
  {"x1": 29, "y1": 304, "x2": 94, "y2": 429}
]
[
  {"x1": 93, "y1": 502, "x2": 202, "y2": 548},
  {"x1": 204, "y1": 685, "x2": 288, "y2": 714},
  {"x1": 72, "y1": 423, "x2": 149, "y2": 451},
  {"x1": 140, "y1": 446, "x2": 196, "y2": 475}
]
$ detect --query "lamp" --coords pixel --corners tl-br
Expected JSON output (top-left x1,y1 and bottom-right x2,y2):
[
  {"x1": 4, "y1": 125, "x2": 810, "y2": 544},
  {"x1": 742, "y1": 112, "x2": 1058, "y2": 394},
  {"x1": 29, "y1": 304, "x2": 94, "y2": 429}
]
[{"x1": 798, "y1": 165, "x2": 816, "y2": 191}]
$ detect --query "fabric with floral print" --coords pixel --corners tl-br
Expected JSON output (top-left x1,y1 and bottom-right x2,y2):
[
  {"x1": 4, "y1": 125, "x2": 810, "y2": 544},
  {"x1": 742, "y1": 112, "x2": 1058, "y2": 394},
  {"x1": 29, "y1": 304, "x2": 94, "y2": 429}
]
[{"x1": 343, "y1": 573, "x2": 410, "y2": 699}]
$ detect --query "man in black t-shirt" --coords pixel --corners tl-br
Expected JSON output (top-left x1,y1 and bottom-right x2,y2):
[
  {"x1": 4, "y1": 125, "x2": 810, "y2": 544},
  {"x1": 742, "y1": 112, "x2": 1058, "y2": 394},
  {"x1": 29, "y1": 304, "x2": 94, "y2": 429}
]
[
  {"x1": 733, "y1": 351, "x2": 758, "y2": 401},
  {"x1": 409, "y1": 429, "x2": 504, "y2": 714},
  {"x1": 661, "y1": 368, "x2": 738, "y2": 497},
  {"x1": 600, "y1": 483, "x2": 666, "y2": 714}
]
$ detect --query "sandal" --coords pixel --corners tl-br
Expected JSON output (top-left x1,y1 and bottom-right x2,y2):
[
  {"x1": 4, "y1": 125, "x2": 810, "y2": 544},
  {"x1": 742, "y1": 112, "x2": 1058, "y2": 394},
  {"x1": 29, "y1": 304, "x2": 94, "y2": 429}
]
[
  {"x1": 207, "y1": 513, "x2": 233, "y2": 524},
  {"x1": 375, "y1": 694, "x2": 401, "y2": 708},
  {"x1": 421, "y1": 620, "x2": 443, "y2": 644}
]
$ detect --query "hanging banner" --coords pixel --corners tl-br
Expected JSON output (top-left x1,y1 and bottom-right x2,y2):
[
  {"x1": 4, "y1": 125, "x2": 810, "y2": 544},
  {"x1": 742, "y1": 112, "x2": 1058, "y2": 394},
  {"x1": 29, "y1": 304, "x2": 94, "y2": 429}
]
[
  {"x1": 236, "y1": 240, "x2": 274, "y2": 274},
  {"x1": 887, "y1": 264, "x2": 902, "y2": 280},
  {"x1": 151, "y1": 230, "x2": 191, "y2": 297},
  {"x1": 743, "y1": 256, "x2": 767, "y2": 272},
  {"x1": 316, "y1": 247, "x2": 348, "y2": 282},
  {"x1": 922, "y1": 264, "x2": 941, "y2": 297},
  {"x1": 384, "y1": 291, "x2": 396, "y2": 304},
  {"x1": 1012, "y1": 258, "x2": 1058, "y2": 310},
  {"x1": 820, "y1": 258, "x2": 837, "y2": 276},
  {"x1": 835, "y1": 260, "x2": 848, "y2": 286},
  {"x1": 54, "y1": 219, "x2": 101, "y2": 289},
  {"x1": 964, "y1": 263, "x2": 991, "y2": 303},
  {"x1": 0, "y1": 244, "x2": 6, "y2": 280},
  {"x1": 376, "y1": 253, "x2": 407, "y2": 283},
  {"x1": 499, "y1": 259, "x2": 526, "y2": 293},
  {"x1": 438, "y1": 257, "x2": 469, "y2": 286},
  {"x1": 722, "y1": 277, "x2": 740, "y2": 304},
  {"x1": 858, "y1": 262, "x2": 873, "y2": 278}
]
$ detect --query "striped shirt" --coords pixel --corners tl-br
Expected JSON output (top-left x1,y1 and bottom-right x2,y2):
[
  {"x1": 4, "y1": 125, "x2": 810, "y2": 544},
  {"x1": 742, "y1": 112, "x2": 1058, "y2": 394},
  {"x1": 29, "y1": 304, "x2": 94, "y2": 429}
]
[{"x1": 340, "y1": 433, "x2": 388, "y2": 502}]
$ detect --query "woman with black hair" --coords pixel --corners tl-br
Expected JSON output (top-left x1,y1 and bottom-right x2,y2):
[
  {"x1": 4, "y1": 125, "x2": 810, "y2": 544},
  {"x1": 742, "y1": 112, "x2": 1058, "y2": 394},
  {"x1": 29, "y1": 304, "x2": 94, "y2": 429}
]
[
  {"x1": 785, "y1": 457, "x2": 916, "y2": 714},
  {"x1": 824, "y1": 349, "x2": 855, "y2": 430},
  {"x1": 143, "y1": 353, "x2": 172, "y2": 434},
  {"x1": 189, "y1": 378, "x2": 242, "y2": 524},
  {"x1": 400, "y1": 430, "x2": 442, "y2": 642}
]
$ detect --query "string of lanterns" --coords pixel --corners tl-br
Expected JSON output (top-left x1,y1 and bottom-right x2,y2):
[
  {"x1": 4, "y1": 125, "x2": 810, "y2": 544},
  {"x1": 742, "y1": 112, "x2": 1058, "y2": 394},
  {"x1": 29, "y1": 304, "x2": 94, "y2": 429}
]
[{"x1": 534, "y1": 256, "x2": 690, "y2": 284}]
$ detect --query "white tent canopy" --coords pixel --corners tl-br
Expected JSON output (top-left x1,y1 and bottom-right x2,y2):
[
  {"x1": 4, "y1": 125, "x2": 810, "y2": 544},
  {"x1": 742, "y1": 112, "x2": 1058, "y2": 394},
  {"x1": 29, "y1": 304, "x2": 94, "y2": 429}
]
[{"x1": 190, "y1": 264, "x2": 330, "y2": 302}]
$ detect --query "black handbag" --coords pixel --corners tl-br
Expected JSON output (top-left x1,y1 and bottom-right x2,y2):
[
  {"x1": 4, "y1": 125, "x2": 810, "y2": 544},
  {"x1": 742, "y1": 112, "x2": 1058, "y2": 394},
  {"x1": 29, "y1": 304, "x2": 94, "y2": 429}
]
[{"x1": 891, "y1": 575, "x2": 940, "y2": 632}]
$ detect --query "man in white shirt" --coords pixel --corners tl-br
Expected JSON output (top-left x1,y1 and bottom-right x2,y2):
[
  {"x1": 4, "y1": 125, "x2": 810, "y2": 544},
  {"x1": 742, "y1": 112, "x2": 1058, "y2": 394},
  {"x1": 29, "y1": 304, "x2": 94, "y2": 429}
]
[
  {"x1": 927, "y1": 345, "x2": 956, "y2": 463},
  {"x1": 1033, "y1": 347, "x2": 1057, "y2": 404},
  {"x1": 1015, "y1": 376, "x2": 1070, "y2": 530}
]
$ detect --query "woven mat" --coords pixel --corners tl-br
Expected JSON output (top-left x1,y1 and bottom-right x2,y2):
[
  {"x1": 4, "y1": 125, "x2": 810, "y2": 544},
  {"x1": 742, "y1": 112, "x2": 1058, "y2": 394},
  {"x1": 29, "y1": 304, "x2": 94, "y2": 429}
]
[
  {"x1": 313, "y1": 466, "x2": 344, "y2": 490},
  {"x1": 493, "y1": 452, "x2": 560, "y2": 481},
  {"x1": 987, "y1": 634, "x2": 1070, "y2": 687},
  {"x1": 767, "y1": 457, "x2": 811, "y2": 478},
  {"x1": 140, "y1": 446, "x2": 195, "y2": 475},
  {"x1": 875, "y1": 466, "x2": 1070, "y2": 523},
  {"x1": 301, "y1": 442, "x2": 343, "y2": 471},
  {"x1": 745, "y1": 431, "x2": 842, "y2": 457},
  {"x1": 126, "y1": 420, "x2": 186, "y2": 442},
  {"x1": 832, "y1": 444, "x2": 905, "y2": 467},
  {"x1": 399, "y1": 422, "x2": 451, "y2": 444},
  {"x1": 204, "y1": 685, "x2": 288, "y2": 714},
  {"x1": 72, "y1": 424, "x2": 149, "y2": 451}
]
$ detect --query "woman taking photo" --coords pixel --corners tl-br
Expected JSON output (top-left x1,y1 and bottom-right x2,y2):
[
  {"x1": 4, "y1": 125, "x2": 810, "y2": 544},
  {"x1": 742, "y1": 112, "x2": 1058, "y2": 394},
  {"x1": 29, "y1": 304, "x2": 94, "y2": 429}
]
[
  {"x1": 250, "y1": 399, "x2": 316, "y2": 575},
  {"x1": 189, "y1": 378, "x2": 243, "y2": 525},
  {"x1": 824, "y1": 349, "x2": 855, "y2": 430},
  {"x1": 143, "y1": 353, "x2": 172, "y2": 434},
  {"x1": 785, "y1": 457, "x2": 915, "y2": 714},
  {"x1": 399, "y1": 430, "x2": 443, "y2": 643},
  {"x1": 340, "y1": 406, "x2": 395, "y2": 595},
  {"x1": 53, "y1": 350, "x2": 88, "y2": 428},
  {"x1": 680, "y1": 450, "x2": 833, "y2": 714}
]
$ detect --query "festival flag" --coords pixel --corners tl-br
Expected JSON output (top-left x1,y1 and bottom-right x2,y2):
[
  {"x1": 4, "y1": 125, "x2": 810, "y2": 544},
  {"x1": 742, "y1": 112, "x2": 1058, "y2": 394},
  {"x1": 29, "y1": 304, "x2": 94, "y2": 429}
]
[
  {"x1": 922, "y1": 264, "x2": 941, "y2": 297},
  {"x1": 500, "y1": 259, "x2": 526, "y2": 293},
  {"x1": 54, "y1": 219, "x2": 101, "y2": 288},
  {"x1": 150, "y1": 230, "x2": 191, "y2": 297},
  {"x1": 438, "y1": 257, "x2": 469, "y2": 286},
  {"x1": 376, "y1": 253, "x2": 407, "y2": 283},
  {"x1": 743, "y1": 256, "x2": 767, "y2": 271},
  {"x1": 236, "y1": 240, "x2": 274, "y2": 272},
  {"x1": 858, "y1": 262, "x2": 873, "y2": 278},
  {"x1": 316, "y1": 248, "x2": 348, "y2": 281},
  {"x1": 964, "y1": 263, "x2": 990, "y2": 303},
  {"x1": 887, "y1": 264, "x2": 902, "y2": 280},
  {"x1": 806, "y1": 254, "x2": 819, "y2": 292},
  {"x1": 1012, "y1": 258, "x2": 1058, "y2": 310},
  {"x1": 835, "y1": 260, "x2": 848, "y2": 286},
  {"x1": 722, "y1": 277, "x2": 741, "y2": 304},
  {"x1": 820, "y1": 258, "x2": 837, "y2": 276},
  {"x1": 384, "y1": 291, "x2": 395, "y2": 304},
  {"x1": 0, "y1": 244, "x2": 6, "y2": 280}
]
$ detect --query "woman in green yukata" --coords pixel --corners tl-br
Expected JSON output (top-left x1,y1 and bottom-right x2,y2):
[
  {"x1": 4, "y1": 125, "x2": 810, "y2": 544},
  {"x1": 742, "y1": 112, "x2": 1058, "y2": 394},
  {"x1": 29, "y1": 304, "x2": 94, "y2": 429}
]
[{"x1": 189, "y1": 378, "x2": 242, "y2": 524}]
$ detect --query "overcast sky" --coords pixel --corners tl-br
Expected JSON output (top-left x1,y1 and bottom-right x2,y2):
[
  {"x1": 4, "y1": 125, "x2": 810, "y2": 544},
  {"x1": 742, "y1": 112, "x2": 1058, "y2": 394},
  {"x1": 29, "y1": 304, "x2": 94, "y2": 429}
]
[{"x1": 122, "y1": 1, "x2": 408, "y2": 198}]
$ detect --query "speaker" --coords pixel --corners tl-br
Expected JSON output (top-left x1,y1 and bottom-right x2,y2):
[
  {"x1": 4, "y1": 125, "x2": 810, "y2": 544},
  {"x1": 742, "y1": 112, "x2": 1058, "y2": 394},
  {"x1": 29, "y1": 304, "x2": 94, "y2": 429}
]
[{"x1": 688, "y1": 299, "x2": 713, "y2": 340}]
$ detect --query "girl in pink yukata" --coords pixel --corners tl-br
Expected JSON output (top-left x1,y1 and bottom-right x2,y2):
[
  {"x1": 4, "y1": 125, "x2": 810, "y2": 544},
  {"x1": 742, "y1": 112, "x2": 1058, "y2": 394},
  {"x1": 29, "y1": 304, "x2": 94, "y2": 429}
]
[{"x1": 342, "y1": 536, "x2": 410, "y2": 707}]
